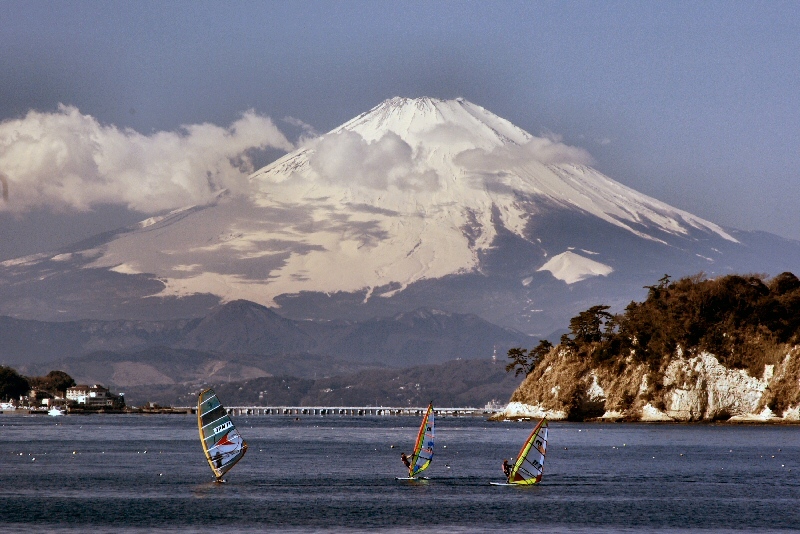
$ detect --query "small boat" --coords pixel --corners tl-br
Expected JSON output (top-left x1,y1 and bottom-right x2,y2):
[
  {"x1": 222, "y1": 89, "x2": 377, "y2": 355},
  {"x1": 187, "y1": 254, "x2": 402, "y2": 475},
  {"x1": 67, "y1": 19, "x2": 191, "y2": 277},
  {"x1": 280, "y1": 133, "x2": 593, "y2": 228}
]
[
  {"x1": 197, "y1": 388, "x2": 247, "y2": 482},
  {"x1": 492, "y1": 417, "x2": 548, "y2": 486},
  {"x1": 48, "y1": 407, "x2": 66, "y2": 416},
  {"x1": 397, "y1": 402, "x2": 434, "y2": 480}
]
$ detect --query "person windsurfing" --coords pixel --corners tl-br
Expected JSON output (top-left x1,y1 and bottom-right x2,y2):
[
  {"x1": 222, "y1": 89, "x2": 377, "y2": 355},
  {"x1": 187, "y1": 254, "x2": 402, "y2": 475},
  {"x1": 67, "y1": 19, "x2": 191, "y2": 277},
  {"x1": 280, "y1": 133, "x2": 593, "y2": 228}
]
[
  {"x1": 502, "y1": 458, "x2": 512, "y2": 479},
  {"x1": 401, "y1": 452, "x2": 411, "y2": 469}
]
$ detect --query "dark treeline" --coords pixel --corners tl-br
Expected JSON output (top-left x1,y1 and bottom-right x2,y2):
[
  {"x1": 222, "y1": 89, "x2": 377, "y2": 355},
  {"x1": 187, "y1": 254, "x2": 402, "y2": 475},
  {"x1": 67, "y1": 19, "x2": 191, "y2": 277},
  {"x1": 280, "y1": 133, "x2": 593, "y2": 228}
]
[
  {"x1": 0, "y1": 367, "x2": 75, "y2": 401},
  {"x1": 508, "y1": 272, "x2": 800, "y2": 378}
]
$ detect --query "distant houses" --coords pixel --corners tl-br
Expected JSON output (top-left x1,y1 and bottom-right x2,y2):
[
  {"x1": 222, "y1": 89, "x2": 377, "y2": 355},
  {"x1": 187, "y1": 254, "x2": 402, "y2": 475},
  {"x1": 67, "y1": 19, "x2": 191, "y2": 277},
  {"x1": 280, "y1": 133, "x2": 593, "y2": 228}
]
[
  {"x1": 15, "y1": 388, "x2": 59, "y2": 409},
  {"x1": 66, "y1": 384, "x2": 125, "y2": 409},
  {"x1": 6, "y1": 384, "x2": 125, "y2": 412}
]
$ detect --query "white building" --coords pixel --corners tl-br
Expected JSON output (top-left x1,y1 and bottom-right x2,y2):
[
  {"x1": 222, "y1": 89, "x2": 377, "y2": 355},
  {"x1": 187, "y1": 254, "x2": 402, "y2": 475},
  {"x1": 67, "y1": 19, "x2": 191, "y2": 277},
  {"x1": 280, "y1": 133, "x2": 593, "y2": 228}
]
[{"x1": 66, "y1": 384, "x2": 120, "y2": 407}]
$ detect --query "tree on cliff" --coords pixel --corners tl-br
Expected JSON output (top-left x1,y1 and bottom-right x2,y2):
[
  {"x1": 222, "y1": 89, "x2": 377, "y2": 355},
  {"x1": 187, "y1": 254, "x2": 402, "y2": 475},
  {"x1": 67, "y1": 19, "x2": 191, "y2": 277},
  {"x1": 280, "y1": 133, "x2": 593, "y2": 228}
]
[
  {"x1": 505, "y1": 340, "x2": 553, "y2": 377},
  {"x1": 608, "y1": 272, "x2": 800, "y2": 374},
  {"x1": 533, "y1": 271, "x2": 800, "y2": 376},
  {"x1": 0, "y1": 366, "x2": 29, "y2": 401}
]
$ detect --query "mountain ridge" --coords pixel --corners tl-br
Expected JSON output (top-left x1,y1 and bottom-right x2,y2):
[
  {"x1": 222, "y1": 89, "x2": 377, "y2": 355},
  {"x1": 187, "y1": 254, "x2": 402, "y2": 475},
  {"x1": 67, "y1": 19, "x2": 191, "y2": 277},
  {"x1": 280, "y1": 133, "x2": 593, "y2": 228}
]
[
  {"x1": 1, "y1": 299, "x2": 531, "y2": 369},
  {"x1": 0, "y1": 97, "x2": 798, "y2": 336}
]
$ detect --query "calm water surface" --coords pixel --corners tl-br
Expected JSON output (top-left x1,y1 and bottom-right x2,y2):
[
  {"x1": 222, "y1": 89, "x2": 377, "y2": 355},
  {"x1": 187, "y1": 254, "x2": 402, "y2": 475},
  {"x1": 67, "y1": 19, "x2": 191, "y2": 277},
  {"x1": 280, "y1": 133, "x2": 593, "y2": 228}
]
[{"x1": 1, "y1": 414, "x2": 799, "y2": 533}]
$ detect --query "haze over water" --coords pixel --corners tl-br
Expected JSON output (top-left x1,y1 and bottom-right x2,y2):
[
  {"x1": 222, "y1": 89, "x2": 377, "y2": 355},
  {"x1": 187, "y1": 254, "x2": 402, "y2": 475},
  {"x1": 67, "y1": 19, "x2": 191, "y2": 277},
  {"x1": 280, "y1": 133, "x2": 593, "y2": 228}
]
[{"x1": 2, "y1": 415, "x2": 799, "y2": 532}]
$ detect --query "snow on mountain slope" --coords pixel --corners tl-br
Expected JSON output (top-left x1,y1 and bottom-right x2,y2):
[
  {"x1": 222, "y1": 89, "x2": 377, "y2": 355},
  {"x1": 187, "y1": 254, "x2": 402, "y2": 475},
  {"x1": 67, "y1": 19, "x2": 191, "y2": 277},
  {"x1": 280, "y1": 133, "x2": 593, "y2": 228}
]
[
  {"x1": 538, "y1": 251, "x2": 613, "y2": 284},
  {"x1": 79, "y1": 97, "x2": 738, "y2": 306},
  {"x1": 3, "y1": 97, "x2": 753, "y2": 328}
]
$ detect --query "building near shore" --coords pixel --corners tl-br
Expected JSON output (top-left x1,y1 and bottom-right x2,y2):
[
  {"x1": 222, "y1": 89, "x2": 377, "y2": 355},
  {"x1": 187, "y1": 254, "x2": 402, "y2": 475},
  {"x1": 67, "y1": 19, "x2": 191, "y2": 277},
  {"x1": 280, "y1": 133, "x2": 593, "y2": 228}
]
[{"x1": 66, "y1": 384, "x2": 125, "y2": 408}]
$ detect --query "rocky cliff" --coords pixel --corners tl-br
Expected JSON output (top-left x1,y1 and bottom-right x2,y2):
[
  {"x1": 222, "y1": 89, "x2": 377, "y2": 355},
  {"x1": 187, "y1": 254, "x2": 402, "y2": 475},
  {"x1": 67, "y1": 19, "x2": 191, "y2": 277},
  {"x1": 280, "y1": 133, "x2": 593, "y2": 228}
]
[{"x1": 500, "y1": 345, "x2": 800, "y2": 422}]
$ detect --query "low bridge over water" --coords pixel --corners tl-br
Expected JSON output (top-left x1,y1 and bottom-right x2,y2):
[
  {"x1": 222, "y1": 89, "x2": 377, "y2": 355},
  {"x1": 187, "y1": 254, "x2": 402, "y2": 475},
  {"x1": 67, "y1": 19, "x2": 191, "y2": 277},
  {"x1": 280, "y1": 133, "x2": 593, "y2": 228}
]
[{"x1": 182, "y1": 406, "x2": 496, "y2": 417}]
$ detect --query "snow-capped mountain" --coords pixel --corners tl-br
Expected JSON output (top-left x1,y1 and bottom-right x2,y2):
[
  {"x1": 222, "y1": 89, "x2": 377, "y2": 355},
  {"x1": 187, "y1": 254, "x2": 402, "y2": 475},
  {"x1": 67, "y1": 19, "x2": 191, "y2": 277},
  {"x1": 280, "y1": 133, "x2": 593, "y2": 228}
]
[{"x1": 1, "y1": 97, "x2": 798, "y2": 336}]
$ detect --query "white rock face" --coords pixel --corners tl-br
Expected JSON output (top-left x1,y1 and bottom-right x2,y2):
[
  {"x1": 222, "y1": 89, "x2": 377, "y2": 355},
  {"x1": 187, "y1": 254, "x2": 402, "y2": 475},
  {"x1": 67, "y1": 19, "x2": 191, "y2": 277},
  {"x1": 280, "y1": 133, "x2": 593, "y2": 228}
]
[
  {"x1": 585, "y1": 372, "x2": 606, "y2": 402},
  {"x1": 641, "y1": 403, "x2": 674, "y2": 422},
  {"x1": 503, "y1": 349, "x2": 800, "y2": 423},
  {"x1": 662, "y1": 352, "x2": 767, "y2": 421},
  {"x1": 728, "y1": 407, "x2": 778, "y2": 422},
  {"x1": 501, "y1": 401, "x2": 567, "y2": 420},
  {"x1": 781, "y1": 406, "x2": 800, "y2": 421}
]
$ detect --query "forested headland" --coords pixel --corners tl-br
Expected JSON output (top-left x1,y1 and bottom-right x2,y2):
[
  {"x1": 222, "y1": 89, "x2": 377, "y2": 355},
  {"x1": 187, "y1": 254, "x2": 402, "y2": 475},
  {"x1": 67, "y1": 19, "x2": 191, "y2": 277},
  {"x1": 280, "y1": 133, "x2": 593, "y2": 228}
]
[{"x1": 505, "y1": 272, "x2": 800, "y2": 421}]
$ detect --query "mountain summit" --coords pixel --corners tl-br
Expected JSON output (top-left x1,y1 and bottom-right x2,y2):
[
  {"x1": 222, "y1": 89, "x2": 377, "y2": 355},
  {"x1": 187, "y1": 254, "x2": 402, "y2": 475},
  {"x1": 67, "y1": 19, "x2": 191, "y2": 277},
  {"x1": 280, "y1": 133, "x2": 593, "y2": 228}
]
[{"x1": 1, "y1": 97, "x2": 798, "y2": 334}]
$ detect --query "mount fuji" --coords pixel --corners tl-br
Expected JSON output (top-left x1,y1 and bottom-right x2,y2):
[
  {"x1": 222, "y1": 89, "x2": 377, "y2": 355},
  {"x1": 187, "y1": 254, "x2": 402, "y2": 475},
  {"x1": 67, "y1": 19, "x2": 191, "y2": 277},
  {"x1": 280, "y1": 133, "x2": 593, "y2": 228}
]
[{"x1": 2, "y1": 97, "x2": 799, "y2": 336}]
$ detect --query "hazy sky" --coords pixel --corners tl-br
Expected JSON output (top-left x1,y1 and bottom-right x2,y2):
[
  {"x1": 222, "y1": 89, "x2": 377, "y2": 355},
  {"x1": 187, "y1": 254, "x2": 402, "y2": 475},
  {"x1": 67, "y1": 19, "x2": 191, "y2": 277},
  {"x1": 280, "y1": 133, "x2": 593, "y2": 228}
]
[{"x1": 1, "y1": 0, "x2": 799, "y2": 260}]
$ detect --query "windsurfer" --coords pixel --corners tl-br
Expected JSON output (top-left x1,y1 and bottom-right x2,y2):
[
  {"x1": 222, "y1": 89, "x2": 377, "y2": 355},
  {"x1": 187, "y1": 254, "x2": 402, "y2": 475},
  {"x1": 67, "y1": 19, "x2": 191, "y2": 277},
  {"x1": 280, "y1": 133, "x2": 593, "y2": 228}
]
[
  {"x1": 401, "y1": 452, "x2": 411, "y2": 468},
  {"x1": 502, "y1": 459, "x2": 512, "y2": 478}
]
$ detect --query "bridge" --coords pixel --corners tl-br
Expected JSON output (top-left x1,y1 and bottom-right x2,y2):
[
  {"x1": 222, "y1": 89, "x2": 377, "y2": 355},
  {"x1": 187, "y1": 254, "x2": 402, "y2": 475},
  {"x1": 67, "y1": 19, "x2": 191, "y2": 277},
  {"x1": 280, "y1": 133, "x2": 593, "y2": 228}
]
[{"x1": 180, "y1": 406, "x2": 499, "y2": 417}]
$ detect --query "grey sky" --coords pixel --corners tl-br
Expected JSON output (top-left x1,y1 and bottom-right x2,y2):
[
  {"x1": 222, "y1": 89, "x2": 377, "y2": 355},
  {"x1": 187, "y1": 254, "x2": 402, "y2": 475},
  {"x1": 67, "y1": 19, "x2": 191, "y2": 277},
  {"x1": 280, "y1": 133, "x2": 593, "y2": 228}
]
[{"x1": 1, "y1": 0, "x2": 799, "y2": 260}]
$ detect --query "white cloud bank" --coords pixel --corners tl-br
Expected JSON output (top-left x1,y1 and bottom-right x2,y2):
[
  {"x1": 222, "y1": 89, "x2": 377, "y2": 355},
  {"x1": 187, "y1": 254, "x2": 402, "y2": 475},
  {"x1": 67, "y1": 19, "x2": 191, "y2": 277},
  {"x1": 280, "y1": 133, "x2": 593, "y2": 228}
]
[
  {"x1": 308, "y1": 130, "x2": 440, "y2": 192},
  {"x1": 0, "y1": 105, "x2": 293, "y2": 213},
  {"x1": 455, "y1": 133, "x2": 595, "y2": 170}
]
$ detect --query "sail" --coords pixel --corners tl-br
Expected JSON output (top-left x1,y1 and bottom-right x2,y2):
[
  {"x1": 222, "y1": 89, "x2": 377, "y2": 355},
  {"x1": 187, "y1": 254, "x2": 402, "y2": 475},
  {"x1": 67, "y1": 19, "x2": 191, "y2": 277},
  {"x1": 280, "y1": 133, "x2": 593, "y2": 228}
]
[
  {"x1": 197, "y1": 388, "x2": 248, "y2": 480},
  {"x1": 508, "y1": 417, "x2": 548, "y2": 485},
  {"x1": 409, "y1": 403, "x2": 435, "y2": 477}
]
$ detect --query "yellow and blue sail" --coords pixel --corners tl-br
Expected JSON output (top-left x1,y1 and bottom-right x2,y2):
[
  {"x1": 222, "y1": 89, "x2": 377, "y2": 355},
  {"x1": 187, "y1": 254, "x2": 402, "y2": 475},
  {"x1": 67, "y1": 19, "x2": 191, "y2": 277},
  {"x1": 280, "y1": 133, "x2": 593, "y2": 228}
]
[
  {"x1": 508, "y1": 417, "x2": 548, "y2": 485},
  {"x1": 409, "y1": 403, "x2": 435, "y2": 478},
  {"x1": 197, "y1": 388, "x2": 247, "y2": 480}
]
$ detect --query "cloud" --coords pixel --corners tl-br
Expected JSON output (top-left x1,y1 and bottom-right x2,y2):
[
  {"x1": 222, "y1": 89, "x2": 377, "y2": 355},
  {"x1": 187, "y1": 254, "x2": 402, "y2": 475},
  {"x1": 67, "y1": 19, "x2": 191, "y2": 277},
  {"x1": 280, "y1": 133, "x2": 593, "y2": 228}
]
[
  {"x1": 0, "y1": 105, "x2": 293, "y2": 213},
  {"x1": 283, "y1": 116, "x2": 319, "y2": 145},
  {"x1": 455, "y1": 133, "x2": 594, "y2": 171},
  {"x1": 307, "y1": 130, "x2": 440, "y2": 192}
]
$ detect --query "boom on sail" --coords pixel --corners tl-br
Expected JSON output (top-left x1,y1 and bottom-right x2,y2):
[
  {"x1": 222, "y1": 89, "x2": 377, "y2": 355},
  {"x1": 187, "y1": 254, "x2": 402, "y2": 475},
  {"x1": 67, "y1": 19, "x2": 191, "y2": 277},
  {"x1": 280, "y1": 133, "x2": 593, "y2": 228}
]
[{"x1": 197, "y1": 388, "x2": 248, "y2": 481}]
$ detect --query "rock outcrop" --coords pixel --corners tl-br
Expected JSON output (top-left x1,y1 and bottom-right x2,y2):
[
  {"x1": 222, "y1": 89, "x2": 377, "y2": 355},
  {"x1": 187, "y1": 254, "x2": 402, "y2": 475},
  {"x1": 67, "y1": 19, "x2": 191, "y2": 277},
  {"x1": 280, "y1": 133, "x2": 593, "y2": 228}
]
[{"x1": 499, "y1": 346, "x2": 800, "y2": 422}]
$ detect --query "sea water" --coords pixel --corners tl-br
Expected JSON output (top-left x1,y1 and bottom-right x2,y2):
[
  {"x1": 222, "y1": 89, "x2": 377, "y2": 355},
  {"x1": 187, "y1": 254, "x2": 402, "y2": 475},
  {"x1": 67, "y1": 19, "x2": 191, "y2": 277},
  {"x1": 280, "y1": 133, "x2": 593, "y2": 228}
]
[{"x1": 1, "y1": 414, "x2": 799, "y2": 533}]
